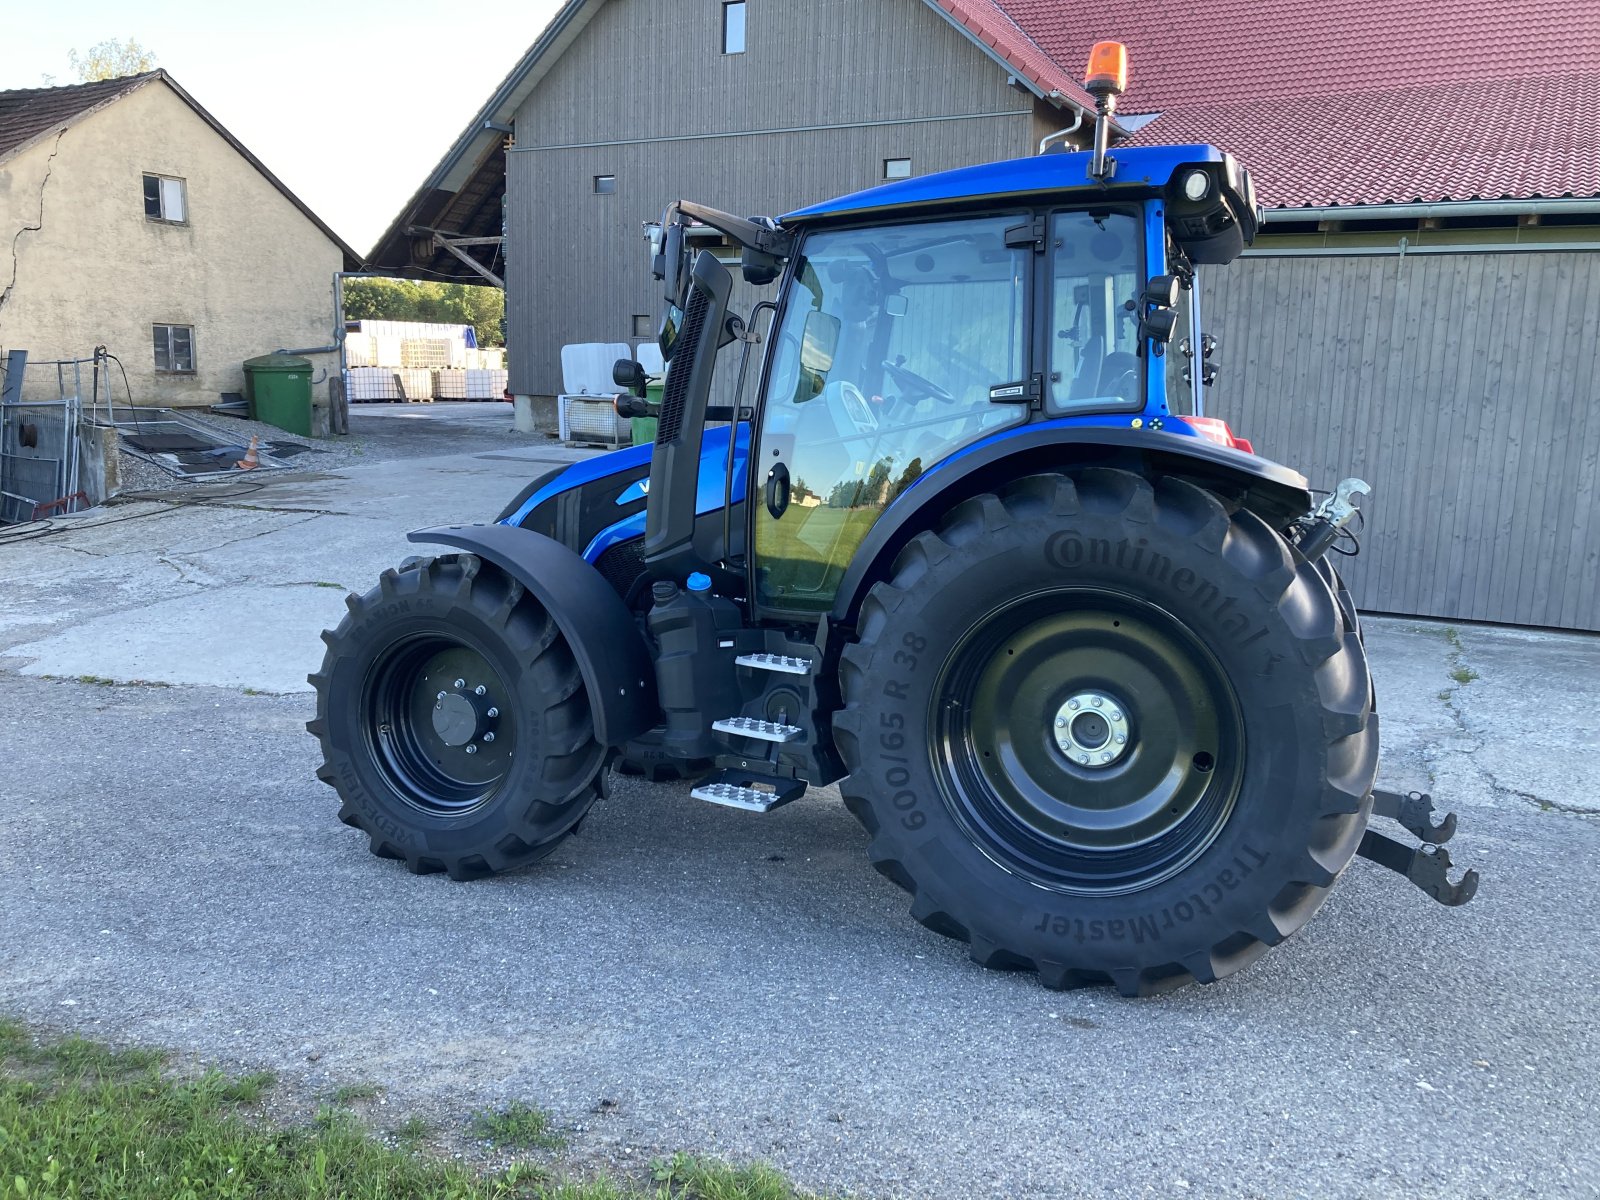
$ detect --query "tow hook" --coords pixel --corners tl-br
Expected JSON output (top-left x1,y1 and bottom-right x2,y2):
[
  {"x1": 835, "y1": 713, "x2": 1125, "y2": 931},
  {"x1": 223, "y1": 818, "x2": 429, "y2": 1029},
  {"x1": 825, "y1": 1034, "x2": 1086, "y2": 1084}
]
[
  {"x1": 1357, "y1": 788, "x2": 1480, "y2": 906},
  {"x1": 1299, "y1": 477, "x2": 1371, "y2": 561}
]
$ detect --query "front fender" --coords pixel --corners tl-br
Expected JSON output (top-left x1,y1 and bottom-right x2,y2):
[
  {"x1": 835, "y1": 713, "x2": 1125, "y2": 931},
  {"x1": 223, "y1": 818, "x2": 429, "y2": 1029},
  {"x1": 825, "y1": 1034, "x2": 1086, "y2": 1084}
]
[
  {"x1": 831, "y1": 424, "x2": 1313, "y2": 624},
  {"x1": 408, "y1": 523, "x2": 658, "y2": 747}
]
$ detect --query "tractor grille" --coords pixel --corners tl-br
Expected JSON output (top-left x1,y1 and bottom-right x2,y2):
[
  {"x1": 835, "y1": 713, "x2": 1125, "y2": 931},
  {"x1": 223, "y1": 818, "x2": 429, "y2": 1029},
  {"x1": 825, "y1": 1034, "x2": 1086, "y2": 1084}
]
[
  {"x1": 657, "y1": 287, "x2": 710, "y2": 445},
  {"x1": 595, "y1": 538, "x2": 647, "y2": 599}
]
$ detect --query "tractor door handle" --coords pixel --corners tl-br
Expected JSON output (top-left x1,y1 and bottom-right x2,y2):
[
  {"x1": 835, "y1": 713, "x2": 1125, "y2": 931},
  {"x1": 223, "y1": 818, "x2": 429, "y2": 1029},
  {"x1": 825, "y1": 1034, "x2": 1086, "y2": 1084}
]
[{"x1": 765, "y1": 462, "x2": 790, "y2": 519}]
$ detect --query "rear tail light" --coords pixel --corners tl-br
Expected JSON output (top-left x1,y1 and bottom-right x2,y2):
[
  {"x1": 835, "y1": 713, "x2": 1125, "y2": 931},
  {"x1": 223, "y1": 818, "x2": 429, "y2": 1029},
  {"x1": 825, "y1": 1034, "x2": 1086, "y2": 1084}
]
[{"x1": 1180, "y1": 415, "x2": 1253, "y2": 455}]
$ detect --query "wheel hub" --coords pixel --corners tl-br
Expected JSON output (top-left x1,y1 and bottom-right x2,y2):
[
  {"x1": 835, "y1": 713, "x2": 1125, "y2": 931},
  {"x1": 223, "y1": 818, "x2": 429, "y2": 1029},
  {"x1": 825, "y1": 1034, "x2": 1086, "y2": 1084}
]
[
  {"x1": 1053, "y1": 690, "x2": 1131, "y2": 767},
  {"x1": 432, "y1": 692, "x2": 481, "y2": 747}
]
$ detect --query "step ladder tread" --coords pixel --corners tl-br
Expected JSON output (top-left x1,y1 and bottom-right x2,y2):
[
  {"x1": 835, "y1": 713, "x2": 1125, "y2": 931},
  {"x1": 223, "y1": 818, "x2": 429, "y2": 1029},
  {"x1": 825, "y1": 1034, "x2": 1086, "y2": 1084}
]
[
  {"x1": 713, "y1": 715, "x2": 803, "y2": 742},
  {"x1": 735, "y1": 653, "x2": 813, "y2": 675},
  {"x1": 691, "y1": 781, "x2": 786, "y2": 812}
]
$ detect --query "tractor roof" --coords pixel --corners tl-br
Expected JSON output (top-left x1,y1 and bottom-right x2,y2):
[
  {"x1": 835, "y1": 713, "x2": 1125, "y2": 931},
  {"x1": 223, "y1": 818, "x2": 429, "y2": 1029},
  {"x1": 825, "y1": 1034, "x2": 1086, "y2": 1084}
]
[{"x1": 781, "y1": 143, "x2": 1226, "y2": 226}]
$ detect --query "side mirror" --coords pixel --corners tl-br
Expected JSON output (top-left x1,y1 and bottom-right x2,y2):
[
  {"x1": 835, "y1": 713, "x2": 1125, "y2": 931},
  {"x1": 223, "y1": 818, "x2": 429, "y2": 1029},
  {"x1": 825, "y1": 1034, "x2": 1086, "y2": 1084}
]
[
  {"x1": 797, "y1": 310, "x2": 840, "y2": 399},
  {"x1": 612, "y1": 358, "x2": 648, "y2": 396}
]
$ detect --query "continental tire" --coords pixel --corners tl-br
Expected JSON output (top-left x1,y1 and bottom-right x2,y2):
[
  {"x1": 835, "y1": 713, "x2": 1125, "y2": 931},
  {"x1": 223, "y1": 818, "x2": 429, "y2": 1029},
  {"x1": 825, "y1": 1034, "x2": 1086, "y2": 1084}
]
[
  {"x1": 832, "y1": 468, "x2": 1377, "y2": 996},
  {"x1": 308, "y1": 554, "x2": 607, "y2": 879}
]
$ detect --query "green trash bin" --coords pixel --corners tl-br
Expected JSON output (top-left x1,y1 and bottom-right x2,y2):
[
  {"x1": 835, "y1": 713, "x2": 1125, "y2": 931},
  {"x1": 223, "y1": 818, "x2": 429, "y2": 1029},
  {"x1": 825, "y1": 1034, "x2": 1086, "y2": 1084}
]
[
  {"x1": 630, "y1": 380, "x2": 664, "y2": 447},
  {"x1": 243, "y1": 354, "x2": 313, "y2": 437}
]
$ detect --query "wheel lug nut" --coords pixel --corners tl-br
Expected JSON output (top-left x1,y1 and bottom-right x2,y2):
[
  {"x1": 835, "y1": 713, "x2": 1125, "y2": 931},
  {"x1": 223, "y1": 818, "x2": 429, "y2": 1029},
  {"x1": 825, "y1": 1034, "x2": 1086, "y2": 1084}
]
[
  {"x1": 1101, "y1": 752, "x2": 1113, "y2": 762},
  {"x1": 465, "y1": 744, "x2": 478, "y2": 755},
  {"x1": 1068, "y1": 700, "x2": 1080, "y2": 710},
  {"x1": 1090, "y1": 697, "x2": 1103, "y2": 708},
  {"x1": 1109, "y1": 710, "x2": 1122, "y2": 721},
  {"x1": 437, "y1": 691, "x2": 446, "y2": 701},
  {"x1": 1055, "y1": 717, "x2": 1067, "y2": 728},
  {"x1": 475, "y1": 685, "x2": 487, "y2": 696},
  {"x1": 453, "y1": 678, "x2": 465, "y2": 689},
  {"x1": 1115, "y1": 734, "x2": 1126, "y2": 744},
  {"x1": 483, "y1": 732, "x2": 495, "y2": 743},
  {"x1": 1078, "y1": 753, "x2": 1091, "y2": 764},
  {"x1": 487, "y1": 707, "x2": 499, "y2": 718}
]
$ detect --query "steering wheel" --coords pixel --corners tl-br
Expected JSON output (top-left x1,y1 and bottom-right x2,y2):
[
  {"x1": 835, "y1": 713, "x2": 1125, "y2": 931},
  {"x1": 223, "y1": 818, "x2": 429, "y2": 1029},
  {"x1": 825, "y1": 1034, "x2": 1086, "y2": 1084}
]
[
  {"x1": 881, "y1": 359, "x2": 954, "y2": 404},
  {"x1": 822, "y1": 379, "x2": 878, "y2": 434}
]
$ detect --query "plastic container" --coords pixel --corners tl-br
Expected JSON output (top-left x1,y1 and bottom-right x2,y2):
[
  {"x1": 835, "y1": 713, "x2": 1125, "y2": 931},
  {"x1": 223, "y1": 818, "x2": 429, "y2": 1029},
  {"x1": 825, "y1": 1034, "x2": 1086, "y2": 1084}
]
[
  {"x1": 243, "y1": 355, "x2": 313, "y2": 436},
  {"x1": 632, "y1": 380, "x2": 664, "y2": 446}
]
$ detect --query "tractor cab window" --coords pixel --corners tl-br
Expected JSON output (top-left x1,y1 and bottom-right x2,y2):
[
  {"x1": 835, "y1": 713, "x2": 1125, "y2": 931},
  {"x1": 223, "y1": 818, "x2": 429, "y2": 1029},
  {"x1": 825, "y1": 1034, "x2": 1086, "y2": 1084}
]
[
  {"x1": 1047, "y1": 210, "x2": 1143, "y2": 412},
  {"x1": 753, "y1": 214, "x2": 1028, "y2": 613}
]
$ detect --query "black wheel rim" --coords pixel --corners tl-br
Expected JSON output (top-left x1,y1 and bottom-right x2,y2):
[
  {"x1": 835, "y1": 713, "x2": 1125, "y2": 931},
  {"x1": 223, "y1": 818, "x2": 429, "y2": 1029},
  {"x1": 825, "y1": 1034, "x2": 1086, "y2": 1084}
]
[
  {"x1": 363, "y1": 633, "x2": 516, "y2": 813},
  {"x1": 934, "y1": 588, "x2": 1244, "y2": 896}
]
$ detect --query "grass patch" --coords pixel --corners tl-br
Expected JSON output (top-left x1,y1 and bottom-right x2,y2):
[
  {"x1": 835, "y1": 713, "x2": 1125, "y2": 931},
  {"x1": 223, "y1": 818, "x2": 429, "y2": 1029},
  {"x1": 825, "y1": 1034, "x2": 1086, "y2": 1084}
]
[
  {"x1": 312, "y1": 581, "x2": 345, "y2": 589},
  {"x1": 1450, "y1": 665, "x2": 1480, "y2": 685},
  {"x1": 332, "y1": 1081, "x2": 384, "y2": 1104},
  {"x1": 471, "y1": 1100, "x2": 567, "y2": 1150},
  {"x1": 0, "y1": 1019, "x2": 824, "y2": 1199}
]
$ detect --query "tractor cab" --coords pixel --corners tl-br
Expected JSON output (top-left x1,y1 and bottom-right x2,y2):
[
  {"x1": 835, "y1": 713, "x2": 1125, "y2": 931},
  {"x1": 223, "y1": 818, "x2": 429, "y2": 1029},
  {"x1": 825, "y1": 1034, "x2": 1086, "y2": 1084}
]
[{"x1": 630, "y1": 138, "x2": 1263, "y2": 621}]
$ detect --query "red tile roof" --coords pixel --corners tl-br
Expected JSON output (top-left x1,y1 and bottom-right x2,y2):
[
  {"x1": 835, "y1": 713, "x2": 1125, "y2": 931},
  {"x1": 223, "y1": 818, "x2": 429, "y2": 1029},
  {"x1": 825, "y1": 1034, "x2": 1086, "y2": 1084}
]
[
  {"x1": 943, "y1": 0, "x2": 1600, "y2": 207},
  {"x1": 0, "y1": 74, "x2": 156, "y2": 161}
]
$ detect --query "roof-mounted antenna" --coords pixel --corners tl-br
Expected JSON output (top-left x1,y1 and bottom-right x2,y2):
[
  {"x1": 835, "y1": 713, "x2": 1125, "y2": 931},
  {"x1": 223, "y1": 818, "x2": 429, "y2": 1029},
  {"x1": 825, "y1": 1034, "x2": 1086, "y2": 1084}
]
[{"x1": 1083, "y1": 41, "x2": 1128, "y2": 181}]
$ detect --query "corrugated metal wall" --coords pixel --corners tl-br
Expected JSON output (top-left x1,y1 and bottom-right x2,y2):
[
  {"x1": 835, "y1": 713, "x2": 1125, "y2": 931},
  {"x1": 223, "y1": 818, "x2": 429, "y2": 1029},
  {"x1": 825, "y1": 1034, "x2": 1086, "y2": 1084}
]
[
  {"x1": 506, "y1": 0, "x2": 1037, "y2": 398},
  {"x1": 1203, "y1": 248, "x2": 1600, "y2": 630}
]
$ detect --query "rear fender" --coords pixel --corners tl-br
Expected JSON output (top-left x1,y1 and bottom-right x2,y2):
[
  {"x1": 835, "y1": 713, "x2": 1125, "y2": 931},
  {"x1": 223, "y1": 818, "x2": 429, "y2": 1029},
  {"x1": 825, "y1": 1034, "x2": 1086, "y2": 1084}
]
[
  {"x1": 408, "y1": 523, "x2": 659, "y2": 747},
  {"x1": 831, "y1": 424, "x2": 1314, "y2": 624}
]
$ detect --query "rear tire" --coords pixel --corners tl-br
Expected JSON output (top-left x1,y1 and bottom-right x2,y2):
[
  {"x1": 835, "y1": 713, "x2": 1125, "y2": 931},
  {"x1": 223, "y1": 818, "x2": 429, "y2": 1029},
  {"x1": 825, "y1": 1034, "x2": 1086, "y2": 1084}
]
[
  {"x1": 832, "y1": 469, "x2": 1377, "y2": 995},
  {"x1": 308, "y1": 554, "x2": 607, "y2": 879}
]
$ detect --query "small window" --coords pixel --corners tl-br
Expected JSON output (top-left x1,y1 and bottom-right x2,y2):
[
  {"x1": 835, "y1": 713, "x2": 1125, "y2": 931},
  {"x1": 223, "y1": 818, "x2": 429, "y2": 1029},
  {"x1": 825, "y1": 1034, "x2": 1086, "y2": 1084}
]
[
  {"x1": 722, "y1": 2, "x2": 746, "y2": 54},
  {"x1": 884, "y1": 158, "x2": 912, "y2": 181},
  {"x1": 153, "y1": 324, "x2": 195, "y2": 373},
  {"x1": 632, "y1": 314, "x2": 652, "y2": 339},
  {"x1": 593, "y1": 175, "x2": 616, "y2": 195},
  {"x1": 142, "y1": 173, "x2": 186, "y2": 222}
]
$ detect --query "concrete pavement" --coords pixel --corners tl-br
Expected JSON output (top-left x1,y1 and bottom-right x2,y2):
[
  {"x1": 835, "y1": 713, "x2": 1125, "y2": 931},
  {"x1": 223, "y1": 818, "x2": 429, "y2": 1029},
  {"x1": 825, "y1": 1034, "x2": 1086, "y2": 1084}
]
[{"x1": 1, "y1": 403, "x2": 1596, "y2": 1199}]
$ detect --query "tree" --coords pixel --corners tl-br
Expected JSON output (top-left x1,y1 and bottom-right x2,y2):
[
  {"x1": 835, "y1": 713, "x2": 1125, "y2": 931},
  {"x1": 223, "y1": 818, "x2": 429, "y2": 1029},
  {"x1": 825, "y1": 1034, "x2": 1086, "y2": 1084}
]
[
  {"x1": 69, "y1": 38, "x2": 158, "y2": 81},
  {"x1": 343, "y1": 278, "x2": 505, "y2": 347}
]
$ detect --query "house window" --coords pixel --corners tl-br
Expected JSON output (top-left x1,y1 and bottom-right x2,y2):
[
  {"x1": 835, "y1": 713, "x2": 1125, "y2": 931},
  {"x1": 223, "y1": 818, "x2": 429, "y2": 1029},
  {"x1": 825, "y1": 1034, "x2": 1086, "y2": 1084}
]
[
  {"x1": 722, "y1": 2, "x2": 746, "y2": 54},
  {"x1": 594, "y1": 175, "x2": 616, "y2": 194},
  {"x1": 153, "y1": 324, "x2": 195, "y2": 373},
  {"x1": 142, "y1": 173, "x2": 187, "y2": 222},
  {"x1": 632, "y1": 314, "x2": 652, "y2": 338},
  {"x1": 884, "y1": 158, "x2": 912, "y2": 180}
]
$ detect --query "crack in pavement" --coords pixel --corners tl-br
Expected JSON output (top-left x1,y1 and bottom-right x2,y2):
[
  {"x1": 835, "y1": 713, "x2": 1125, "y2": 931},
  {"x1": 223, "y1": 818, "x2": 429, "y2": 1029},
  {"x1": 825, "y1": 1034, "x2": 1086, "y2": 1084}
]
[{"x1": 1427, "y1": 632, "x2": 1596, "y2": 818}]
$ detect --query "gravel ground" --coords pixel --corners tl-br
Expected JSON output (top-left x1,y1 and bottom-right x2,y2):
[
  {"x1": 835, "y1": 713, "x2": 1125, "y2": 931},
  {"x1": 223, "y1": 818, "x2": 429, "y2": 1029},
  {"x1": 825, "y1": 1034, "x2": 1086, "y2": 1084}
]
[{"x1": 1, "y1": 634, "x2": 1597, "y2": 1199}]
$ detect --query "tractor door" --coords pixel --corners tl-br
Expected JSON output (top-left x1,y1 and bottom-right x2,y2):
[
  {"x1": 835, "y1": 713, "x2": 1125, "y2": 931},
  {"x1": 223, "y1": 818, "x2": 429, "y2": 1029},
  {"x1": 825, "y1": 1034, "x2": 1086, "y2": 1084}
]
[{"x1": 749, "y1": 214, "x2": 1031, "y2": 617}]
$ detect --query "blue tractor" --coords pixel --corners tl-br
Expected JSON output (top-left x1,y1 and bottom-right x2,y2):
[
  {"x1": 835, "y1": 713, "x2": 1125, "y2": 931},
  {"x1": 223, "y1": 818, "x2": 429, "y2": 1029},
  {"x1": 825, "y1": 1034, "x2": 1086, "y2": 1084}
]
[{"x1": 311, "y1": 45, "x2": 1475, "y2": 994}]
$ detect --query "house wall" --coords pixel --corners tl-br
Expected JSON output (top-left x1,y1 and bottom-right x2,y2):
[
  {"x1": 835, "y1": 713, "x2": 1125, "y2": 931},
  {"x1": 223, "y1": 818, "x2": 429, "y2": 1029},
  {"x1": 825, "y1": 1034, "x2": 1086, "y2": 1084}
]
[
  {"x1": 1202, "y1": 244, "x2": 1600, "y2": 631},
  {"x1": 0, "y1": 81, "x2": 343, "y2": 408},
  {"x1": 506, "y1": 0, "x2": 1040, "y2": 398}
]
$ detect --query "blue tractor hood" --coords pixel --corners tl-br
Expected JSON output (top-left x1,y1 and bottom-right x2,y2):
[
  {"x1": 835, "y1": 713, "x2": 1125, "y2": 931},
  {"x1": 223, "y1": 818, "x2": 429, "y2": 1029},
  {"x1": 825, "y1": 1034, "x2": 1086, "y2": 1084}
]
[{"x1": 782, "y1": 144, "x2": 1230, "y2": 225}]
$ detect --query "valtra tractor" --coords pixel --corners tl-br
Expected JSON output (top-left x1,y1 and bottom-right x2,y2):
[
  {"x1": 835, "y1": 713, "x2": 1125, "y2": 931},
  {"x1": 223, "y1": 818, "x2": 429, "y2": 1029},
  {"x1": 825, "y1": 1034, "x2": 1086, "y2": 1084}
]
[{"x1": 310, "y1": 44, "x2": 1477, "y2": 995}]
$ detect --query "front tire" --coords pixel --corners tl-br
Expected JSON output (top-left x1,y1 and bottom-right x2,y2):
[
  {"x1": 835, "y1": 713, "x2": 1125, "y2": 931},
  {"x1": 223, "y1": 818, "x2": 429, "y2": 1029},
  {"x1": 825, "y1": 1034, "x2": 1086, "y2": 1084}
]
[
  {"x1": 308, "y1": 554, "x2": 607, "y2": 879},
  {"x1": 832, "y1": 469, "x2": 1377, "y2": 995}
]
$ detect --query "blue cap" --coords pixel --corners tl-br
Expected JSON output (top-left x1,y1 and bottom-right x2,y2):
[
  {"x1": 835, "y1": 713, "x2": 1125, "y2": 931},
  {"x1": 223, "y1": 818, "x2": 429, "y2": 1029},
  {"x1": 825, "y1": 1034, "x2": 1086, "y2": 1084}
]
[{"x1": 686, "y1": 571, "x2": 712, "y2": 592}]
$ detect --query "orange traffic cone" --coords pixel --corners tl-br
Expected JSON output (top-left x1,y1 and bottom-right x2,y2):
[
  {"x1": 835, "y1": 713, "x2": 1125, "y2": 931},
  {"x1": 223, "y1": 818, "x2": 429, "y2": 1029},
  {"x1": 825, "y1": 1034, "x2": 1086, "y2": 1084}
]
[{"x1": 235, "y1": 435, "x2": 260, "y2": 471}]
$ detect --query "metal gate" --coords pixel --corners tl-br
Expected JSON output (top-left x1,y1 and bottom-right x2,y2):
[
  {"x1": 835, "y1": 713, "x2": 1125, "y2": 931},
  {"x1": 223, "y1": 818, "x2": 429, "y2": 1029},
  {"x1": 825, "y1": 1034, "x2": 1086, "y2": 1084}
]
[{"x1": 0, "y1": 353, "x2": 89, "y2": 524}]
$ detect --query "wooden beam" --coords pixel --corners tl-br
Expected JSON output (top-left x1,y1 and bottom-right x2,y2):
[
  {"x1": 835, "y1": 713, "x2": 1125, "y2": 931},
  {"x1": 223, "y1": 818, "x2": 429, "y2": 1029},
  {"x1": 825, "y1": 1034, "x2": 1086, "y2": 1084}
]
[{"x1": 432, "y1": 234, "x2": 504, "y2": 288}]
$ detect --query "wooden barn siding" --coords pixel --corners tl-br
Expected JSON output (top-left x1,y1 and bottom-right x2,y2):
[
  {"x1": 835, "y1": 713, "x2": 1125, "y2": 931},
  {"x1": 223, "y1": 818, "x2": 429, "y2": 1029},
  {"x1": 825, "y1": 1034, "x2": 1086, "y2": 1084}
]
[
  {"x1": 506, "y1": 0, "x2": 1038, "y2": 398},
  {"x1": 1202, "y1": 249, "x2": 1600, "y2": 630}
]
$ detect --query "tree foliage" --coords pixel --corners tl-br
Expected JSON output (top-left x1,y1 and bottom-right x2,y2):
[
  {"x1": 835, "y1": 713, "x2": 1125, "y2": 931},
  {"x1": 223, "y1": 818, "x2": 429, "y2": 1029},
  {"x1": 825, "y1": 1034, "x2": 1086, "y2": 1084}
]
[
  {"x1": 343, "y1": 279, "x2": 505, "y2": 347},
  {"x1": 70, "y1": 38, "x2": 158, "y2": 81}
]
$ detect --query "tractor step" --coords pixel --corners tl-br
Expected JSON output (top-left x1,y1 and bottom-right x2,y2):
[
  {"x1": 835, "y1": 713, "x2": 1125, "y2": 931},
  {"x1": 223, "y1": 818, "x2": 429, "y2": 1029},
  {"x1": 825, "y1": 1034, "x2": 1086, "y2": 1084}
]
[
  {"x1": 735, "y1": 653, "x2": 812, "y2": 675},
  {"x1": 691, "y1": 769, "x2": 807, "y2": 813},
  {"x1": 712, "y1": 715, "x2": 803, "y2": 742}
]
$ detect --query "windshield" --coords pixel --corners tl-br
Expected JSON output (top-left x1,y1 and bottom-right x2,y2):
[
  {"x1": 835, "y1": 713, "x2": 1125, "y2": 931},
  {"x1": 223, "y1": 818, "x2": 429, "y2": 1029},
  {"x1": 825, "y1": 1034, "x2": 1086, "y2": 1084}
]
[{"x1": 1047, "y1": 209, "x2": 1144, "y2": 412}]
